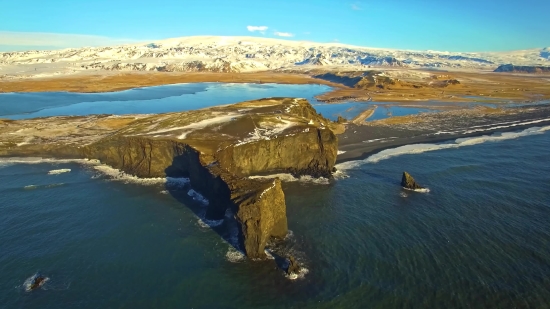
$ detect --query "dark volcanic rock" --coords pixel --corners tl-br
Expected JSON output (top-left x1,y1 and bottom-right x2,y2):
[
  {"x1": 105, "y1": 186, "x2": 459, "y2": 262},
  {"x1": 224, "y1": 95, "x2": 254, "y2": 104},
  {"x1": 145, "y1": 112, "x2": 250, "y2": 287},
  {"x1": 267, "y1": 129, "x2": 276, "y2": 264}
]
[
  {"x1": 30, "y1": 275, "x2": 46, "y2": 291},
  {"x1": 401, "y1": 171, "x2": 424, "y2": 190},
  {"x1": 494, "y1": 64, "x2": 550, "y2": 74}
]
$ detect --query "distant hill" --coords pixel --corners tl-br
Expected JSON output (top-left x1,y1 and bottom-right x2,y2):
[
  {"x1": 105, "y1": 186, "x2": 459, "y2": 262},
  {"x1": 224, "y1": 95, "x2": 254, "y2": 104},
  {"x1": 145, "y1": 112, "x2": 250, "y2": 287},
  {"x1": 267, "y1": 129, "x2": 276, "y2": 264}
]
[{"x1": 494, "y1": 64, "x2": 550, "y2": 73}]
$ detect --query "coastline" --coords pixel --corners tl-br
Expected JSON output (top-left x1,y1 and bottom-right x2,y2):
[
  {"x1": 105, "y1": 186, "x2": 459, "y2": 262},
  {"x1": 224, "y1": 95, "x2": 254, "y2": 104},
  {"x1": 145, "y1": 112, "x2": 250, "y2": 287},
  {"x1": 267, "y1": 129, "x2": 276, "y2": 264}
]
[
  {"x1": 2, "y1": 71, "x2": 550, "y2": 175},
  {"x1": 336, "y1": 104, "x2": 550, "y2": 164}
]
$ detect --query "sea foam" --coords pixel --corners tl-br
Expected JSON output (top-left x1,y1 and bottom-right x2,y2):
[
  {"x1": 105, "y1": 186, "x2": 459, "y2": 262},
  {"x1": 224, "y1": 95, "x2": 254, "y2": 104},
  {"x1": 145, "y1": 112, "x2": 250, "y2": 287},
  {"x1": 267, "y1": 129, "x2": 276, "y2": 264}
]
[
  {"x1": 249, "y1": 173, "x2": 330, "y2": 184},
  {"x1": 48, "y1": 169, "x2": 71, "y2": 175}
]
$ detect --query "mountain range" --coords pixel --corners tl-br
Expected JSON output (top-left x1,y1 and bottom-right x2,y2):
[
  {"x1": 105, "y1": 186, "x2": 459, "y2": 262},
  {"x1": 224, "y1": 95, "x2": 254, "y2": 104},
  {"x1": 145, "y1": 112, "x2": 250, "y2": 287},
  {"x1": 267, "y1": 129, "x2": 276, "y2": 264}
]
[{"x1": 1, "y1": 36, "x2": 548, "y2": 78}]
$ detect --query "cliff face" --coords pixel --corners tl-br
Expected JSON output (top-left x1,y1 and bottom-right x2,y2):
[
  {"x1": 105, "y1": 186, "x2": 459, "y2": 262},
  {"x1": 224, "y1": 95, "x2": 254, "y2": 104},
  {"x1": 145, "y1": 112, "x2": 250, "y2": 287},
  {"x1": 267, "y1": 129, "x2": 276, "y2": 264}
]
[
  {"x1": 217, "y1": 127, "x2": 337, "y2": 178},
  {"x1": 231, "y1": 178, "x2": 288, "y2": 258}
]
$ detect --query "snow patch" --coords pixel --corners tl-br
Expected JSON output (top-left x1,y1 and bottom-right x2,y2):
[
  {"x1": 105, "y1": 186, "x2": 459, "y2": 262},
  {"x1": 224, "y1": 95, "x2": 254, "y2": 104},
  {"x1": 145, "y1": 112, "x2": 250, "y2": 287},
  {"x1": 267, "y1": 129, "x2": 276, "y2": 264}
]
[{"x1": 234, "y1": 119, "x2": 296, "y2": 146}]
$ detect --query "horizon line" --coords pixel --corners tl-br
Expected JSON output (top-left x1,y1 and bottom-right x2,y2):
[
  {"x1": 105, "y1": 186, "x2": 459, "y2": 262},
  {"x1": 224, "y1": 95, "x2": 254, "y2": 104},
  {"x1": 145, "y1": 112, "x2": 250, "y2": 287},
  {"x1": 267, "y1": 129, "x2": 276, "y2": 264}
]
[{"x1": 0, "y1": 31, "x2": 547, "y2": 54}]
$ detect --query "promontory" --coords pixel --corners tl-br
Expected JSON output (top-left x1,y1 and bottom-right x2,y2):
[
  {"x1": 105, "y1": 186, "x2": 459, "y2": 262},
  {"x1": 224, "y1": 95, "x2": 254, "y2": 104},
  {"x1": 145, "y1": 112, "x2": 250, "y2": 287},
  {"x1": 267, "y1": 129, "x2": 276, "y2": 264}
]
[{"x1": 0, "y1": 97, "x2": 339, "y2": 259}]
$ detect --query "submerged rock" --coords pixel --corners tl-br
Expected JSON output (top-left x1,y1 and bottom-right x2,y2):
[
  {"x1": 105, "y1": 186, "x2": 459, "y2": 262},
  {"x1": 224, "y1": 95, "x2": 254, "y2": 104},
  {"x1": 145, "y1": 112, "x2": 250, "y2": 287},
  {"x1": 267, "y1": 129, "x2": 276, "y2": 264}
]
[
  {"x1": 286, "y1": 256, "x2": 300, "y2": 275},
  {"x1": 29, "y1": 274, "x2": 46, "y2": 291},
  {"x1": 401, "y1": 171, "x2": 424, "y2": 190}
]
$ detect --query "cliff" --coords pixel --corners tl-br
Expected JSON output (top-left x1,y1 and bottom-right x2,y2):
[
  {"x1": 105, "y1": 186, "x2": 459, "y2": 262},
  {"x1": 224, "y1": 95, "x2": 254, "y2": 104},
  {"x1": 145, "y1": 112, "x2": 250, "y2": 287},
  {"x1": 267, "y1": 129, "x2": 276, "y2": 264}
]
[{"x1": 0, "y1": 98, "x2": 338, "y2": 259}]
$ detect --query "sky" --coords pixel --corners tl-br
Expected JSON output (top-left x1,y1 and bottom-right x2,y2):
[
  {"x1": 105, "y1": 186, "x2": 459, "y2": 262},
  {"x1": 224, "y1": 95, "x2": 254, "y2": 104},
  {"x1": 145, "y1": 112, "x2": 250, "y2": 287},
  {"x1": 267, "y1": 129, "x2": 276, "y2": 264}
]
[{"x1": 0, "y1": 0, "x2": 549, "y2": 52}]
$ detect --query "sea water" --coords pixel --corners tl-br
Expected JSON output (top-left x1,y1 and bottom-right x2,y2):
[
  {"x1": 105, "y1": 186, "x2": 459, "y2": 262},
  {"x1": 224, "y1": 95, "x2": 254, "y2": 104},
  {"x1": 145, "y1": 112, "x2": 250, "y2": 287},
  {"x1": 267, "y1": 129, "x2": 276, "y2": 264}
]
[{"x1": 1, "y1": 126, "x2": 549, "y2": 308}]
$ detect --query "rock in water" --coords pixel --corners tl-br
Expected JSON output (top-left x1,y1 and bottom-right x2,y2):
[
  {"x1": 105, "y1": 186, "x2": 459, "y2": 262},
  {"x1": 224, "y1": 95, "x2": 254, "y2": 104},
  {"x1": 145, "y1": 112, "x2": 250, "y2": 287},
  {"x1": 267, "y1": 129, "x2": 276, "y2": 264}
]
[
  {"x1": 30, "y1": 277, "x2": 45, "y2": 290},
  {"x1": 286, "y1": 256, "x2": 300, "y2": 275},
  {"x1": 401, "y1": 171, "x2": 424, "y2": 190}
]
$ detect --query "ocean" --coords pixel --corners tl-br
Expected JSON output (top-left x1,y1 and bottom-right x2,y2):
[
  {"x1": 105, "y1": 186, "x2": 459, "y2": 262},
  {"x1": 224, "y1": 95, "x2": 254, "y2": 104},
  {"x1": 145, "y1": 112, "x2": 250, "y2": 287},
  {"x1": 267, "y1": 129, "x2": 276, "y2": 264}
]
[{"x1": 1, "y1": 84, "x2": 550, "y2": 308}]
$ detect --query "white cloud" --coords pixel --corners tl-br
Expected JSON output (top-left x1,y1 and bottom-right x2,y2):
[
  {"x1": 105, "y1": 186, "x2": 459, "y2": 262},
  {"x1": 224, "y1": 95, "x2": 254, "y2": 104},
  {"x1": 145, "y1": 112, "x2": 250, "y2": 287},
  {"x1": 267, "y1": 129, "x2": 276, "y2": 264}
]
[
  {"x1": 247, "y1": 26, "x2": 268, "y2": 32},
  {"x1": 274, "y1": 32, "x2": 294, "y2": 37},
  {"x1": 351, "y1": 2, "x2": 362, "y2": 10},
  {"x1": 0, "y1": 31, "x2": 137, "y2": 51}
]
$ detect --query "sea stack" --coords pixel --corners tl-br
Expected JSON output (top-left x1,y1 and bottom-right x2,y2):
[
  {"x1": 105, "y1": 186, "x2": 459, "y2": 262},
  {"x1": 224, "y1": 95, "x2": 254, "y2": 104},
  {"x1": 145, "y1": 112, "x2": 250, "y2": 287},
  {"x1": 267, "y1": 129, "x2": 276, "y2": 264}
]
[
  {"x1": 286, "y1": 256, "x2": 300, "y2": 275},
  {"x1": 401, "y1": 171, "x2": 424, "y2": 190}
]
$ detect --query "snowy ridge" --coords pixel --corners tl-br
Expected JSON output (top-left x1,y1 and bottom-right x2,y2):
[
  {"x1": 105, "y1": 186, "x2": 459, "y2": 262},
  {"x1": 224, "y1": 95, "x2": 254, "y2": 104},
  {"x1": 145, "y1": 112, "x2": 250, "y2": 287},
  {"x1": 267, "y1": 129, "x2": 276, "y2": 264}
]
[{"x1": 1, "y1": 36, "x2": 548, "y2": 79}]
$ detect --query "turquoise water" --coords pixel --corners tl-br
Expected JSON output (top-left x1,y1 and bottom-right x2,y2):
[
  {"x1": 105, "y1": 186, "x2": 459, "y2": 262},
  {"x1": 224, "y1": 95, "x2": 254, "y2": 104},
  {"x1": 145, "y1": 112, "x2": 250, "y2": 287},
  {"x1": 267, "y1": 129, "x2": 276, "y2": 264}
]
[
  {"x1": 0, "y1": 83, "x2": 332, "y2": 119},
  {"x1": 311, "y1": 102, "x2": 435, "y2": 122},
  {"x1": 368, "y1": 105, "x2": 434, "y2": 121},
  {"x1": 2, "y1": 128, "x2": 550, "y2": 308}
]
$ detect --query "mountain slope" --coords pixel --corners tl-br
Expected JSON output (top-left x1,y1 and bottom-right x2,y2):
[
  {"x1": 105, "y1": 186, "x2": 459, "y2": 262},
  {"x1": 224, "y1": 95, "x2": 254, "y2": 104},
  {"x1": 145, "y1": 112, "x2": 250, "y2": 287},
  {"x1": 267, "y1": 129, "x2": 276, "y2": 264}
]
[{"x1": 1, "y1": 36, "x2": 548, "y2": 78}]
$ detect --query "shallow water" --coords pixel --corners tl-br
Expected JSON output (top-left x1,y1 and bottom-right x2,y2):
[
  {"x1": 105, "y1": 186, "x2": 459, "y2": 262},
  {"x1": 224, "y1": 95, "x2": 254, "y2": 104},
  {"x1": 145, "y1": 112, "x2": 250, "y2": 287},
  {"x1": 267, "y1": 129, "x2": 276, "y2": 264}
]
[
  {"x1": 312, "y1": 102, "x2": 436, "y2": 122},
  {"x1": 2, "y1": 83, "x2": 476, "y2": 122},
  {"x1": 1, "y1": 127, "x2": 549, "y2": 308},
  {"x1": 368, "y1": 105, "x2": 435, "y2": 121},
  {"x1": 311, "y1": 102, "x2": 370, "y2": 121}
]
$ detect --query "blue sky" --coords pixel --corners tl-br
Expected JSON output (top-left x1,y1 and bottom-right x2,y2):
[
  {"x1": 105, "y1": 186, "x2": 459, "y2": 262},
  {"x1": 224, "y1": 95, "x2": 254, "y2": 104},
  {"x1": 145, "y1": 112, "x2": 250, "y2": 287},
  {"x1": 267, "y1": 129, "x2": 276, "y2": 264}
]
[{"x1": 1, "y1": 0, "x2": 548, "y2": 52}]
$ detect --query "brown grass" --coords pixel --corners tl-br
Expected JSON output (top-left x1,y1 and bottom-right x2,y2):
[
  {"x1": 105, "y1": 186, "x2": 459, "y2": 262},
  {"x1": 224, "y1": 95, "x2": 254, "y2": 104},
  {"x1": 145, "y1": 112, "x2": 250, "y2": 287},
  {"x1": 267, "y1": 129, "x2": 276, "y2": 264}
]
[
  {"x1": 315, "y1": 70, "x2": 550, "y2": 104},
  {"x1": 0, "y1": 72, "x2": 341, "y2": 93},
  {"x1": 95, "y1": 117, "x2": 138, "y2": 129}
]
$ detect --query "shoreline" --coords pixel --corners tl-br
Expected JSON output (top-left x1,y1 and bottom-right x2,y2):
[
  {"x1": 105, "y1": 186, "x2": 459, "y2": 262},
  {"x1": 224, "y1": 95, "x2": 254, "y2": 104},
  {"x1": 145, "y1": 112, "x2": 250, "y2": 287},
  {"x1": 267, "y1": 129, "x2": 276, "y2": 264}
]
[
  {"x1": 0, "y1": 72, "x2": 343, "y2": 94},
  {"x1": 336, "y1": 105, "x2": 550, "y2": 164}
]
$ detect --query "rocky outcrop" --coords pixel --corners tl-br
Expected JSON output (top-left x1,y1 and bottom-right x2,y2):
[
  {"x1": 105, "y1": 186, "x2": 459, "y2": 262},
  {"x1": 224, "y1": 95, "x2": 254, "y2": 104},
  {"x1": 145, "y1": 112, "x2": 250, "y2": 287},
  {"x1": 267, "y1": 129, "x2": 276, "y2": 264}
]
[
  {"x1": 286, "y1": 256, "x2": 300, "y2": 275},
  {"x1": 494, "y1": 64, "x2": 550, "y2": 74},
  {"x1": 401, "y1": 171, "x2": 424, "y2": 190}
]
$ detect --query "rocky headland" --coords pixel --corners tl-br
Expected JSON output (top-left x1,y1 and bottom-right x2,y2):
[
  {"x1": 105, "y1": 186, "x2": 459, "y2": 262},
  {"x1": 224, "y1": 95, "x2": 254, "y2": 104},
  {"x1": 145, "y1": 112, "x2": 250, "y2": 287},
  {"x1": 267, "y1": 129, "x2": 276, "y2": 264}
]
[{"x1": 0, "y1": 98, "x2": 339, "y2": 259}]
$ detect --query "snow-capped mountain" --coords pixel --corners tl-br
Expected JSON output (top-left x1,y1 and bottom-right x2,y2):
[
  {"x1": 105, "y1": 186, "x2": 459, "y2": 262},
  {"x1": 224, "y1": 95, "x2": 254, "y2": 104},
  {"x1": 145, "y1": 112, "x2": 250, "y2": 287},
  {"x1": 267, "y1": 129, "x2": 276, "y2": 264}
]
[{"x1": 0, "y1": 36, "x2": 548, "y2": 79}]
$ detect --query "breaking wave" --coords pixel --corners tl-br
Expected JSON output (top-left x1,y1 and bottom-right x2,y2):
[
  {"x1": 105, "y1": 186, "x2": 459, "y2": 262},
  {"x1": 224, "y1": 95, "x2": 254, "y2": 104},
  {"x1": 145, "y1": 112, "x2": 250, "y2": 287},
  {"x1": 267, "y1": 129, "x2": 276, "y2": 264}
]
[
  {"x1": 226, "y1": 247, "x2": 246, "y2": 263},
  {"x1": 188, "y1": 189, "x2": 209, "y2": 205},
  {"x1": 403, "y1": 187, "x2": 430, "y2": 193},
  {"x1": 48, "y1": 169, "x2": 71, "y2": 175},
  {"x1": 23, "y1": 183, "x2": 65, "y2": 190},
  {"x1": 249, "y1": 173, "x2": 330, "y2": 184},
  {"x1": 336, "y1": 125, "x2": 550, "y2": 170},
  {"x1": 287, "y1": 267, "x2": 310, "y2": 280}
]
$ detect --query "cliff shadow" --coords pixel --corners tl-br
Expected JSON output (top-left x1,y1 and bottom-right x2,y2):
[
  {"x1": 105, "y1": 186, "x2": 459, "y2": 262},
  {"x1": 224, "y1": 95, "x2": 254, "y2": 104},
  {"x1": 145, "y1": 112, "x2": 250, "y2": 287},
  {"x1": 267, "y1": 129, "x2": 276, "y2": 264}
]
[{"x1": 163, "y1": 156, "x2": 245, "y2": 256}]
